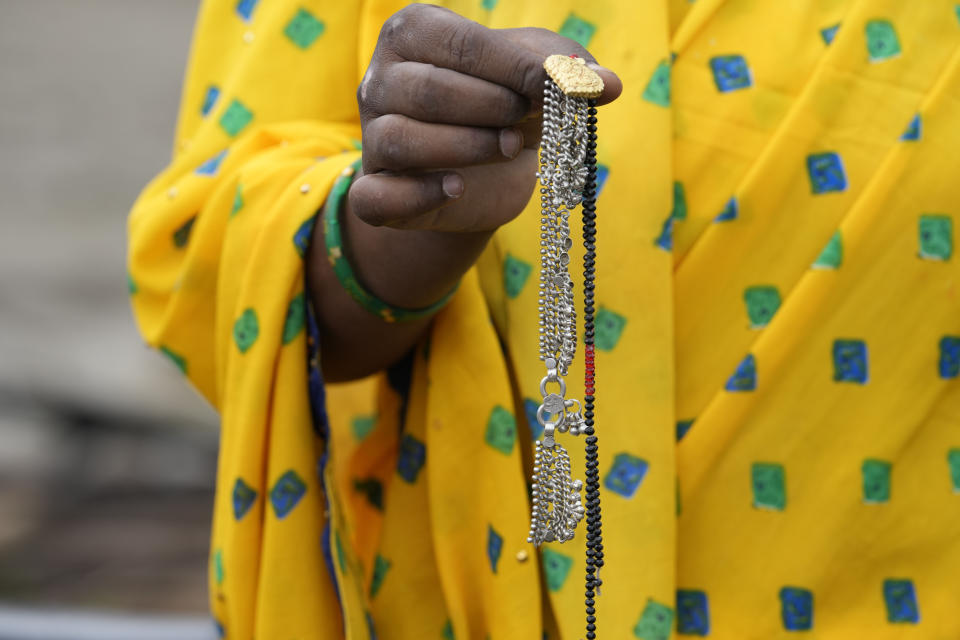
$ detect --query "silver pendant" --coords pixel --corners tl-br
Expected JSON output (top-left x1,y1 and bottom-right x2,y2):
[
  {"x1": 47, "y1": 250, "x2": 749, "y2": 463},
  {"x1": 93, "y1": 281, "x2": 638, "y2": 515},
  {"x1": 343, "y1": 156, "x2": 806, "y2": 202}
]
[
  {"x1": 527, "y1": 359, "x2": 585, "y2": 546},
  {"x1": 528, "y1": 439, "x2": 584, "y2": 545}
]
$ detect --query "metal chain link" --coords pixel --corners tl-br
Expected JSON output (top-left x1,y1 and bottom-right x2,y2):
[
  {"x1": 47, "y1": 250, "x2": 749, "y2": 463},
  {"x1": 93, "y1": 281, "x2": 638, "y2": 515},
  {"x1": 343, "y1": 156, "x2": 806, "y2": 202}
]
[{"x1": 528, "y1": 78, "x2": 589, "y2": 547}]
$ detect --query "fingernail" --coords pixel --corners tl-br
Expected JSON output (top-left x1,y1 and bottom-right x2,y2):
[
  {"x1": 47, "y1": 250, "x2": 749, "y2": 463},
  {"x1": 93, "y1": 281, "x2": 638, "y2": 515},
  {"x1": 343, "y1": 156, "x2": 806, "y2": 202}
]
[
  {"x1": 499, "y1": 128, "x2": 523, "y2": 159},
  {"x1": 442, "y1": 173, "x2": 464, "y2": 198},
  {"x1": 586, "y1": 61, "x2": 612, "y2": 74}
]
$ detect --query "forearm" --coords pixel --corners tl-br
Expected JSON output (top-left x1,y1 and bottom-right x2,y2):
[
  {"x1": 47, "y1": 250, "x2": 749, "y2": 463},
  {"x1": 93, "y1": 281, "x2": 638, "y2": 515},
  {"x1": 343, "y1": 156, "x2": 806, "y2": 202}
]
[{"x1": 307, "y1": 192, "x2": 492, "y2": 382}]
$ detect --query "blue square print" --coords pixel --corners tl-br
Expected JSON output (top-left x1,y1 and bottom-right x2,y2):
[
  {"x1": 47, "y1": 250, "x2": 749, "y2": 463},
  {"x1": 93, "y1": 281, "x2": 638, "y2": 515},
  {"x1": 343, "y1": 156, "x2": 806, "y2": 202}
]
[
  {"x1": 725, "y1": 354, "x2": 757, "y2": 391},
  {"x1": 201, "y1": 85, "x2": 220, "y2": 117},
  {"x1": 807, "y1": 152, "x2": 848, "y2": 194},
  {"x1": 397, "y1": 434, "x2": 426, "y2": 483},
  {"x1": 524, "y1": 397, "x2": 544, "y2": 441},
  {"x1": 833, "y1": 339, "x2": 868, "y2": 384},
  {"x1": 269, "y1": 470, "x2": 306, "y2": 519},
  {"x1": 654, "y1": 214, "x2": 677, "y2": 251},
  {"x1": 676, "y1": 590, "x2": 710, "y2": 635},
  {"x1": 196, "y1": 149, "x2": 227, "y2": 176},
  {"x1": 604, "y1": 452, "x2": 649, "y2": 498},
  {"x1": 292, "y1": 216, "x2": 315, "y2": 258},
  {"x1": 709, "y1": 55, "x2": 752, "y2": 92},
  {"x1": 487, "y1": 525, "x2": 503, "y2": 574},
  {"x1": 232, "y1": 478, "x2": 257, "y2": 520},
  {"x1": 780, "y1": 587, "x2": 814, "y2": 630},
  {"x1": 595, "y1": 164, "x2": 610, "y2": 197},
  {"x1": 900, "y1": 114, "x2": 922, "y2": 141},
  {"x1": 236, "y1": 0, "x2": 258, "y2": 21},
  {"x1": 820, "y1": 23, "x2": 840, "y2": 45},
  {"x1": 883, "y1": 579, "x2": 920, "y2": 623},
  {"x1": 939, "y1": 336, "x2": 960, "y2": 378},
  {"x1": 714, "y1": 197, "x2": 738, "y2": 222}
]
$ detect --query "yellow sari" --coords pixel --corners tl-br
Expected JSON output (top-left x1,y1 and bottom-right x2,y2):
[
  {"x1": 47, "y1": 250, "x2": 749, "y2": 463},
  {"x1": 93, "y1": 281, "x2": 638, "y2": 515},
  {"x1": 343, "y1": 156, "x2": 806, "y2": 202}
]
[{"x1": 128, "y1": 0, "x2": 960, "y2": 637}]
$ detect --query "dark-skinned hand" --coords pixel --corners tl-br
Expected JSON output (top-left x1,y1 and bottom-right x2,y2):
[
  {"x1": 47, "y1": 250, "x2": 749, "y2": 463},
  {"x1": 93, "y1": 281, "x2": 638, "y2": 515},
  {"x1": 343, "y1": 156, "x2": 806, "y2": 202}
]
[
  {"x1": 350, "y1": 3, "x2": 623, "y2": 232},
  {"x1": 310, "y1": 4, "x2": 622, "y2": 382}
]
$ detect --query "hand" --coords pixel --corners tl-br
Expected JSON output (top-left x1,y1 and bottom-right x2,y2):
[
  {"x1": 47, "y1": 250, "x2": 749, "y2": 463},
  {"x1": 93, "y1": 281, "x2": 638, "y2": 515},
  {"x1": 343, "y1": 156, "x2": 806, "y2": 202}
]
[{"x1": 350, "y1": 3, "x2": 622, "y2": 233}]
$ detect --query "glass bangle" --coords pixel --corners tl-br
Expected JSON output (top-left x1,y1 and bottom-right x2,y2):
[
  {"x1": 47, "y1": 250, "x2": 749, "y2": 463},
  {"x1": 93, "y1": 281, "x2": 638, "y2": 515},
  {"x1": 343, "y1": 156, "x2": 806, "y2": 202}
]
[{"x1": 322, "y1": 158, "x2": 458, "y2": 323}]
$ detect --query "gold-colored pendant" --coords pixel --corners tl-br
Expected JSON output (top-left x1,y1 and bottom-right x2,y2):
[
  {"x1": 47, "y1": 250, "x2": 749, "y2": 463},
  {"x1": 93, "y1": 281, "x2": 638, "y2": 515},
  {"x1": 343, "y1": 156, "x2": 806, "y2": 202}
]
[{"x1": 543, "y1": 54, "x2": 604, "y2": 98}]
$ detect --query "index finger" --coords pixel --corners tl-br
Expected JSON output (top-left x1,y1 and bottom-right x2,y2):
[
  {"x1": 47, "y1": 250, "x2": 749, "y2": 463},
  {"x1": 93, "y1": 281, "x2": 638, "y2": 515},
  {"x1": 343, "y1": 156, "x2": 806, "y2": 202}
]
[{"x1": 376, "y1": 4, "x2": 621, "y2": 105}]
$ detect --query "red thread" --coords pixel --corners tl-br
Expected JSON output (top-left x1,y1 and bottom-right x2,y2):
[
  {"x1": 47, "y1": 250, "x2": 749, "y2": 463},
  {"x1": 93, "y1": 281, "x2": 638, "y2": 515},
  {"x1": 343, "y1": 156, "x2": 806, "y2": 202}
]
[{"x1": 584, "y1": 343, "x2": 595, "y2": 394}]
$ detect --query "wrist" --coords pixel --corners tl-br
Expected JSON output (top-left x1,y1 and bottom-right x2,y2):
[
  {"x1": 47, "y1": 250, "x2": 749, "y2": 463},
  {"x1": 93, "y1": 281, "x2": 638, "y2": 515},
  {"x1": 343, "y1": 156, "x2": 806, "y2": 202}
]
[
  {"x1": 341, "y1": 178, "x2": 492, "y2": 312},
  {"x1": 323, "y1": 162, "x2": 490, "y2": 321}
]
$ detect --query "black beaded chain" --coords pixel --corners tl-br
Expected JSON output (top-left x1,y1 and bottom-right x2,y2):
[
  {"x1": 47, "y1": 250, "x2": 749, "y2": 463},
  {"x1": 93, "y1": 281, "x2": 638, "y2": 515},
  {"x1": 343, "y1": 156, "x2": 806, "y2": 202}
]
[{"x1": 581, "y1": 100, "x2": 603, "y2": 639}]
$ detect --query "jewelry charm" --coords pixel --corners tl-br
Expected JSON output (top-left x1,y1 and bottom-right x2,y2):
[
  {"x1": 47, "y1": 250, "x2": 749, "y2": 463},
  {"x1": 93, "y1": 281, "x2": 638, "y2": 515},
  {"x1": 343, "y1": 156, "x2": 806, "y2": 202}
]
[{"x1": 527, "y1": 54, "x2": 605, "y2": 638}]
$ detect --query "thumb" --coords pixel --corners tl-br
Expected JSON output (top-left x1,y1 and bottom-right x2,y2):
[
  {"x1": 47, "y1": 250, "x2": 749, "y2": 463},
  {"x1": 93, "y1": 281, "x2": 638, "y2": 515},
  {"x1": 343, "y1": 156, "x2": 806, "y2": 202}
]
[{"x1": 498, "y1": 27, "x2": 623, "y2": 106}]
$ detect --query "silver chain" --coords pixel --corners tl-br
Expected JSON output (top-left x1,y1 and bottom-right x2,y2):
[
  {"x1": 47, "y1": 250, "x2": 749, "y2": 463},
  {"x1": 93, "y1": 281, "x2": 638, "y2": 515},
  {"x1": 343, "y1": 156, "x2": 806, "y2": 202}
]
[
  {"x1": 538, "y1": 80, "x2": 588, "y2": 374},
  {"x1": 528, "y1": 79, "x2": 589, "y2": 547}
]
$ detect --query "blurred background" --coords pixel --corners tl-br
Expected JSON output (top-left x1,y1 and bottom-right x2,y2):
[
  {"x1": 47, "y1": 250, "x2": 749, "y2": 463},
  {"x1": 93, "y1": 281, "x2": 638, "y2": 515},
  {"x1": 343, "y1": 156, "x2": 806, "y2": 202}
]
[{"x1": 0, "y1": 1, "x2": 220, "y2": 637}]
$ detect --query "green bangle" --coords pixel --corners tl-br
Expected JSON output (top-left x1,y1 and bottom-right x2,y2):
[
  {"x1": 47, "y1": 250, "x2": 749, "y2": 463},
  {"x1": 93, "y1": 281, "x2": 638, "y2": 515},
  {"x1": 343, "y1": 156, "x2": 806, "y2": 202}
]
[{"x1": 323, "y1": 159, "x2": 458, "y2": 323}]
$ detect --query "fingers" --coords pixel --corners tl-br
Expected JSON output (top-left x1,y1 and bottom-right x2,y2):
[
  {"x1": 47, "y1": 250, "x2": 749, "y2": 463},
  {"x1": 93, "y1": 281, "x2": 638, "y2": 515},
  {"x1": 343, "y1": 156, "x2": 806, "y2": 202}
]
[
  {"x1": 352, "y1": 5, "x2": 624, "y2": 234},
  {"x1": 348, "y1": 171, "x2": 462, "y2": 229},
  {"x1": 350, "y1": 150, "x2": 538, "y2": 231},
  {"x1": 362, "y1": 113, "x2": 523, "y2": 173},
  {"x1": 364, "y1": 61, "x2": 529, "y2": 126},
  {"x1": 498, "y1": 28, "x2": 622, "y2": 106},
  {"x1": 376, "y1": 5, "x2": 621, "y2": 104},
  {"x1": 376, "y1": 5, "x2": 544, "y2": 101}
]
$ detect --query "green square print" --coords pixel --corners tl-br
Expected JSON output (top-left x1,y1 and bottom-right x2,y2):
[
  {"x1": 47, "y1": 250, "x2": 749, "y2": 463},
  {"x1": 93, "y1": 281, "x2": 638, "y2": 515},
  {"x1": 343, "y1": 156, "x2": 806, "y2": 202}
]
[
  {"x1": 862, "y1": 459, "x2": 891, "y2": 503},
  {"x1": 484, "y1": 405, "x2": 516, "y2": 455},
  {"x1": 281, "y1": 293, "x2": 306, "y2": 344},
  {"x1": 334, "y1": 531, "x2": 347, "y2": 573},
  {"x1": 503, "y1": 254, "x2": 532, "y2": 299},
  {"x1": 633, "y1": 599, "x2": 674, "y2": 640},
  {"x1": 351, "y1": 414, "x2": 377, "y2": 441},
  {"x1": 866, "y1": 19, "x2": 901, "y2": 63},
  {"x1": 752, "y1": 462, "x2": 786, "y2": 510},
  {"x1": 595, "y1": 307, "x2": 627, "y2": 351},
  {"x1": 172, "y1": 215, "x2": 196, "y2": 248},
  {"x1": 641, "y1": 60, "x2": 670, "y2": 107},
  {"x1": 233, "y1": 308, "x2": 259, "y2": 353},
  {"x1": 919, "y1": 214, "x2": 952, "y2": 261},
  {"x1": 813, "y1": 231, "x2": 843, "y2": 269},
  {"x1": 558, "y1": 13, "x2": 596, "y2": 48},
  {"x1": 219, "y1": 99, "x2": 253, "y2": 137},
  {"x1": 159, "y1": 345, "x2": 187, "y2": 374},
  {"x1": 672, "y1": 181, "x2": 687, "y2": 221},
  {"x1": 230, "y1": 184, "x2": 244, "y2": 217},
  {"x1": 949, "y1": 449, "x2": 960, "y2": 493},
  {"x1": 284, "y1": 8, "x2": 325, "y2": 49},
  {"x1": 541, "y1": 548, "x2": 573, "y2": 592},
  {"x1": 370, "y1": 554, "x2": 390, "y2": 598},
  {"x1": 212, "y1": 548, "x2": 224, "y2": 585},
  {"x1": 743, "y1": 285, "x2": 781, "y2": 329}
]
